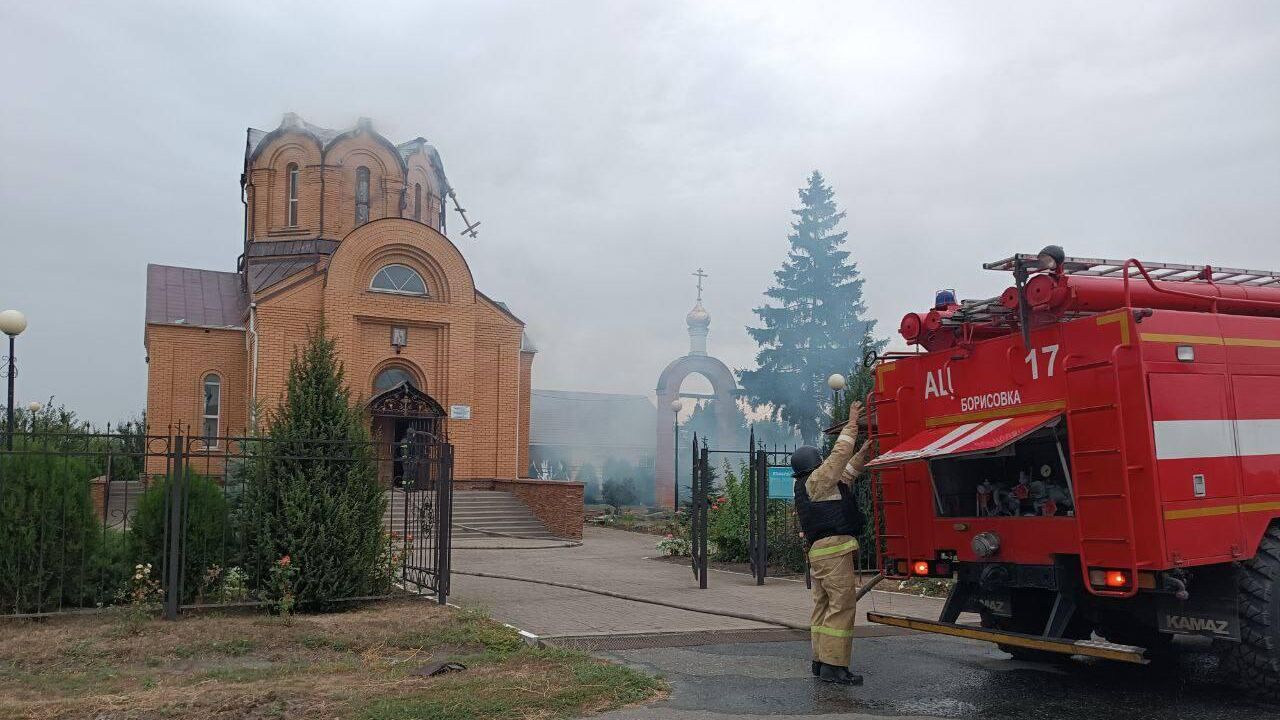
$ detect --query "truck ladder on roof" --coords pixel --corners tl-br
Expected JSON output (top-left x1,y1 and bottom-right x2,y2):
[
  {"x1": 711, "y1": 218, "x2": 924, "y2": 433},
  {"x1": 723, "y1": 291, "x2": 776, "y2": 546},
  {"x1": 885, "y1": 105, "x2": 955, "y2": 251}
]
[{"x1": 985, "y1": 254, "x2": 1280, "y2": 287}]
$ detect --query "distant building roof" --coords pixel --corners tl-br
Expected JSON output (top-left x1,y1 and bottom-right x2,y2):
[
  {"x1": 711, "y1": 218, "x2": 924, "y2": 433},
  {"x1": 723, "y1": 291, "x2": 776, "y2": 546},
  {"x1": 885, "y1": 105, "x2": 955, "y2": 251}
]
[
  {"x1": 530, "y1": 390, "x2": 656, "y2": 451},
  {"x1": 145, "y1": 264, "x2": 247, "y2": 329}
]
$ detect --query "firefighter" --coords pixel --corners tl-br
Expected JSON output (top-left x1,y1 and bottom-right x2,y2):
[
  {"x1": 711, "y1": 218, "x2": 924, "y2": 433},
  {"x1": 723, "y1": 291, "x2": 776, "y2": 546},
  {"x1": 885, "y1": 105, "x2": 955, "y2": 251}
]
[{"x1": 793, "y1": 400, "x2": 872, "y2": 686}]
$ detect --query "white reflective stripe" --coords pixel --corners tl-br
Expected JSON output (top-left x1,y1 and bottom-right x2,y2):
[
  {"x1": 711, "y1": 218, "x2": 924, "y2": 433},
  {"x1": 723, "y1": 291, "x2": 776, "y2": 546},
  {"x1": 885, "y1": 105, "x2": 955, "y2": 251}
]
[
  {"x1": 932, "y1": 418, "x2": 1011, "y2": 456},
  {"x1": 1236, "y1": 419, "x2": 1280, "y2": 457},
  {"x1": 1153, "y1": 420, "x2": 1237, "y2": 459},
  {"x1": 1154, "y1": 419, "x2": 1280, "y2": 459}
]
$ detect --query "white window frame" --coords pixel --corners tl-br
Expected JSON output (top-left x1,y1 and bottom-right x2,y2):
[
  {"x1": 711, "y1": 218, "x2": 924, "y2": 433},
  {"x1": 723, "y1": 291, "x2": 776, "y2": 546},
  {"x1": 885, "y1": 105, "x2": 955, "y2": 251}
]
[
  {"x1": 370, "y1": 263, "x2": 429, "y2": 297},
  {"x1": 202, "y1": 373, "x2": 221, "y2": 448},
  {"x1": 286, "y1": 163, "x2": 300, "y2": 227}
]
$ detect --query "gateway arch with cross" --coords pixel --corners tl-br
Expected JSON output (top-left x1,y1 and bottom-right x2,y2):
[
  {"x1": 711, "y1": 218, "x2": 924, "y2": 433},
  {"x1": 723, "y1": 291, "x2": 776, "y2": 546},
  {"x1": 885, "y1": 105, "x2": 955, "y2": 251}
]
[{"x1": 654, "y1": 269, "x2": 739, "y2": 508}]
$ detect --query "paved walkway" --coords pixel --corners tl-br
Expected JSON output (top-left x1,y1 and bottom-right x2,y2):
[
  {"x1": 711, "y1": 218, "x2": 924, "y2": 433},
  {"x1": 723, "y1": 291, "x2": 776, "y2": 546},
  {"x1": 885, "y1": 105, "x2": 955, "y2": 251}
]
[{"x1": 450, "y1": 526, "x2": 957, "y2": 638}]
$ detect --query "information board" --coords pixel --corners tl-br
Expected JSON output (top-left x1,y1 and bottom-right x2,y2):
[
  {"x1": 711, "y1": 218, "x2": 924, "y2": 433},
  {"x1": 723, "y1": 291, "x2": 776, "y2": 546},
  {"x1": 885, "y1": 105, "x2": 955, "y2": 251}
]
[{"x1": 767, "y1": 466, "x2": 795, "y2": 500}]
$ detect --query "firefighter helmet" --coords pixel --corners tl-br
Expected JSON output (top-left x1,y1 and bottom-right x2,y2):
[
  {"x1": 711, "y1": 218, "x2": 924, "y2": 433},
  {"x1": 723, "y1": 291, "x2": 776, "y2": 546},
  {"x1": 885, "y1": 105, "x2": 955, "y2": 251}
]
[{"x1": 791, "y1": 446, "x2": 823, "y2": 478}]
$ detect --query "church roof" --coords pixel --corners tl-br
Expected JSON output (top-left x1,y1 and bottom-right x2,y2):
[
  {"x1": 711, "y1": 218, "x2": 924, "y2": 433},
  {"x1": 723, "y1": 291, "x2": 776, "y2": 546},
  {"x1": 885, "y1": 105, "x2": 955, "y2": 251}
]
[
  {"x1": 245, "y1": 115, "x2": 452, "y2": 194},
  {"x1": 145, "y1": 264, "x2": 247, "y2": 329},
  {"x1": 530, "y1": 389, "x2": 656, "y2": 450}
]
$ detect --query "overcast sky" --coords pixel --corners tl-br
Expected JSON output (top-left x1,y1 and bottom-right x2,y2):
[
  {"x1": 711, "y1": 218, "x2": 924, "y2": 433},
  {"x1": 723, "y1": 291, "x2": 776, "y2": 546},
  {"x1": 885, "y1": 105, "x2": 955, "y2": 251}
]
[{"x1": 2, "y1": 1, "x2": 1279, "y2": 424}]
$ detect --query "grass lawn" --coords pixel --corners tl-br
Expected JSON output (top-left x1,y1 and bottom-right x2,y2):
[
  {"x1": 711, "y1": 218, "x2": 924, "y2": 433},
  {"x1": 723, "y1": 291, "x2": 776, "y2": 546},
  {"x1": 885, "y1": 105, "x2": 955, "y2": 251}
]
[{"x1": 0, "y1": 599, "x2": 664, "y2": 720}]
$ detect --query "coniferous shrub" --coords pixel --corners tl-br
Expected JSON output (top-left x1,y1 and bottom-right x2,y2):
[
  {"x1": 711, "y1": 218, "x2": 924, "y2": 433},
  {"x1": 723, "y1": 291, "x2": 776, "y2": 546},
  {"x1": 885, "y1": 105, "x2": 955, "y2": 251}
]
[
  {"x1": 130, "y1": 472, "x2": 229, "y2": 604},
  {"x1": 239, "y1": 325, "x2": 386, "y2": 610},
  {"x1": 0, "y1": 448, "x2": 103, "y2": 613}
]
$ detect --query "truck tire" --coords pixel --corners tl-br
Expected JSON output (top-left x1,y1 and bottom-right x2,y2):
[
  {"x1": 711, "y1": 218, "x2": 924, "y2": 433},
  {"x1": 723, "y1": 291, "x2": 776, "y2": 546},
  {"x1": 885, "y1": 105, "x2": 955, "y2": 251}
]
[{"x1": 1222, "y1": 525, "x2": 1280, "y2": 697}]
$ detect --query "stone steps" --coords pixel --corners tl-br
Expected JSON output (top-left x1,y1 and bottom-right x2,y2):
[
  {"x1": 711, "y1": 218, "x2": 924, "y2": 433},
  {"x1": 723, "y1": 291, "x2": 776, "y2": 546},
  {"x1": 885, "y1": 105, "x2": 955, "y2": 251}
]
[{"x1": 383, "y1": 489, "x2": 558, "y2": 540}]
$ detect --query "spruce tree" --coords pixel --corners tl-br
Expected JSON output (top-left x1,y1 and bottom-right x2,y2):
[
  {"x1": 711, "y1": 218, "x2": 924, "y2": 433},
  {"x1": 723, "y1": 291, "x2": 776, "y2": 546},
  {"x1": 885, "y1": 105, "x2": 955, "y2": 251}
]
[
  {"x1": 240, "y1": 324, "x2": 386, "y2": 610},
  {"x1": 739, "y1": 171, "x2": 884, "y2": 444}
]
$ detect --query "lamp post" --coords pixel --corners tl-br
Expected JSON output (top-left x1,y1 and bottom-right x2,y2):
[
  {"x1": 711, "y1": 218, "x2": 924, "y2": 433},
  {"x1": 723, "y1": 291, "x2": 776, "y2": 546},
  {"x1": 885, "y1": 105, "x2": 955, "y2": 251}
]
[
  {"x1": 671, "y1": 399, "x2": 682, "y2": 510},
  {"x1": 27, "y1": 402, "x2": 40, "y2": 433},
  {"x1": 0, "y1": 309, "x2": 28, "y2": 451},
  {"x1": 827, "y1": 373, "x2": 846, "y2": 427}
]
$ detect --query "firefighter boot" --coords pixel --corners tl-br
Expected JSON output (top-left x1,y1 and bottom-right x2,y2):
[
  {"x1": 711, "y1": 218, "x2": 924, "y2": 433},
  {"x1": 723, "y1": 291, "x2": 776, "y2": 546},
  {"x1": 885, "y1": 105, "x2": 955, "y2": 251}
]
[
  {"x1": 818, "y1": 663, "x2": 863, "y2": 686},
  {"x1": 811, "y1": 660, "x2": 821, "y2": 677}
]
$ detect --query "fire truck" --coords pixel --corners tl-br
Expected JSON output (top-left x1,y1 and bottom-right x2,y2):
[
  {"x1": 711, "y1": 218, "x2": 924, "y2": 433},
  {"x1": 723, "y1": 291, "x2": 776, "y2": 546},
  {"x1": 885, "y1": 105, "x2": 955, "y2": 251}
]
[{"x1": 864, "y1": 250, "x2": 1280, "y2": 694}]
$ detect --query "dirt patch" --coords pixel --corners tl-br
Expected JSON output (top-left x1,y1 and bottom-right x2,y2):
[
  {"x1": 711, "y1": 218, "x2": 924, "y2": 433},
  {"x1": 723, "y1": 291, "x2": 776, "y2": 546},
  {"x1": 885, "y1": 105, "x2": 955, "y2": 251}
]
[{"x1": 0, "y1": 599, "x2": 663, "y2": 720}]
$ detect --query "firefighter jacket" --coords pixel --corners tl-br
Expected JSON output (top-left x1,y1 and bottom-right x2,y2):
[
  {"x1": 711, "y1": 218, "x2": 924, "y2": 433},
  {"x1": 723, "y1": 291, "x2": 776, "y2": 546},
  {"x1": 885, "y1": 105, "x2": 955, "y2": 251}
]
[{"x1": 794, "y1": 424, "x2": 871, "y2": 544}]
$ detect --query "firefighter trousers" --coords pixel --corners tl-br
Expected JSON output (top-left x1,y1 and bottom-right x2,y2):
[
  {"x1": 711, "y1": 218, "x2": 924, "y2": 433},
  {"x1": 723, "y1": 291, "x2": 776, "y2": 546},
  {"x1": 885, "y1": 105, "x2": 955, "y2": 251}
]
[{"x1": 809, "y1": 536, "x2": 858, "y2": 668}]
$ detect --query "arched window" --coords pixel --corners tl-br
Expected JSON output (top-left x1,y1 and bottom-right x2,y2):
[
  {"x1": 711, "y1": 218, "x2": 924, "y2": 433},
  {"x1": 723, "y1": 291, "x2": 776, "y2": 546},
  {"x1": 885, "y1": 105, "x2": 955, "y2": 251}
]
[
  {"x1": 374, "y1": 366, "x2": 417, "y2": 392},
  {"x1": 355, "y1": 166, "x2": 370, "y2": 226},
  {"x1": 413, "y1": 183, "x2": 422, "y2": 222},
  {"x1": 370, "y1": 264, "x2": 428, "y2": 296},
  {"x1": 202, "y1": 374, "x2": 221, "y2": 446},
  {"x1": 286, "y1": 163, "x2": 300, "y2": 227}
]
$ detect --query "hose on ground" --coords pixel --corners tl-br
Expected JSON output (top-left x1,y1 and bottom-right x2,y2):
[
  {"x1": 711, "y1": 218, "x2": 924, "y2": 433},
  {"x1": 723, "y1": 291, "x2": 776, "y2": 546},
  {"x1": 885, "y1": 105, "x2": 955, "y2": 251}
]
[
  {"x1": 451, "y1": 569, "x2": 886, "y2": 631},
  {"x1": 452, "y1": 522, "x2": 583, "y2": 549}
]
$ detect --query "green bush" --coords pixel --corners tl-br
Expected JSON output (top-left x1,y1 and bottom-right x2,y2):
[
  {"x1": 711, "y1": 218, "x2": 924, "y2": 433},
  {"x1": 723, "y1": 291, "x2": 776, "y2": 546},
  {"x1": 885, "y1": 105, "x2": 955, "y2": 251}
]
[
  {"x1": 0, "y1": 448, "x2": 104, "y2": 613},
  {"x1": 130, "y1": 472, "x2": 230, "y2": 604},
  {"x1": 707, "y1": 462, "x2": 749, "y2": 562},
  {"x1": 239, "y1": 326, "x2": 387, "y2": 610}
]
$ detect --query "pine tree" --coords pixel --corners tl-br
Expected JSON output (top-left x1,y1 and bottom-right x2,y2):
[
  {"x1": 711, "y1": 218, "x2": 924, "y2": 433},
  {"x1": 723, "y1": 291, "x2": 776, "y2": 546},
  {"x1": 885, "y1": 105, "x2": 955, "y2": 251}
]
[
  {"x1": 739, "y1": 171, "x2": 884, "y2": 445},
  {"x1": 240, "y1": 324, "x2": 386, "y2": 610}
]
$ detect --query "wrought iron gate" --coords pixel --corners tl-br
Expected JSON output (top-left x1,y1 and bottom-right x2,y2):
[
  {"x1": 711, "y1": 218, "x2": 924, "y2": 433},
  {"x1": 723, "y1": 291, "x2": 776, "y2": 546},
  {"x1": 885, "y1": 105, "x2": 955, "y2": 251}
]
[
  {"x1": 396, "y1": 429, "x2": 454, "y2": 604},
  {"x1": 689, "y1": 435, "x2": 709, "y2": 588}
]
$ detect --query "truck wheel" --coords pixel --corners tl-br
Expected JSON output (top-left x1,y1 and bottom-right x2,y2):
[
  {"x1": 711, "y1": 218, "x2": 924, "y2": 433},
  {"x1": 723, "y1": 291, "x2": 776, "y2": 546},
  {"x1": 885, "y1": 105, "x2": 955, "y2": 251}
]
[{"x1": 1222, "y1": 525, "x2": 1280, "y2": 697}]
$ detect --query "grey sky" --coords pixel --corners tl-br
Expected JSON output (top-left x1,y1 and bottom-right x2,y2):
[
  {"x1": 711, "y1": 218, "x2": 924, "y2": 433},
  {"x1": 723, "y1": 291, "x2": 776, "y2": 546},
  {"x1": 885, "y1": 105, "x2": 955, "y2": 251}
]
[{"x1": 2, "y1": 1, "x2": 1279, "y2": 424}]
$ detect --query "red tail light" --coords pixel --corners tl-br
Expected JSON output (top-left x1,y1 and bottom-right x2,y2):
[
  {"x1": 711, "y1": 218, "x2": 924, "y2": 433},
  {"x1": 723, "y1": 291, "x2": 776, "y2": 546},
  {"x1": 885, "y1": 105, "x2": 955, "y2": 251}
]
[
  {"x1": 913, "y1": 561, "x2": 931, "y2": 576},
  {"x1": 1088, "y1": 568, "x2": 1133, "y2": 590}
]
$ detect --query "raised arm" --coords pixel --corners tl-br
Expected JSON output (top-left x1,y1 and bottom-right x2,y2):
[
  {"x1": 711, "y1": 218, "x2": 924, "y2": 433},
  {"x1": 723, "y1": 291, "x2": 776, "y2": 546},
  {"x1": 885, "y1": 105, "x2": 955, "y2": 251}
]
[{"x1": 805, "y1": 400, "x2": 871, "y2": 501}]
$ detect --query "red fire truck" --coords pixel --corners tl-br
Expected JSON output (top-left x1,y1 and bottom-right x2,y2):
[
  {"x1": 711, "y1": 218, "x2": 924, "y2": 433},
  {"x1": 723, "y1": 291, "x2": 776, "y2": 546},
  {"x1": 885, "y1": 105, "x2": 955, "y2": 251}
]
[{"x1": 865, "y1": 250, "x2": 1280, "y2": 694}]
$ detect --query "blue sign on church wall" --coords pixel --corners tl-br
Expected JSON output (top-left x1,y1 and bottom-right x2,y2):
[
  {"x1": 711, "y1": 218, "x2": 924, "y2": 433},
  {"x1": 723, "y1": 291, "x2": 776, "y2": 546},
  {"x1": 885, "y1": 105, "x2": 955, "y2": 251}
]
[{"x1": 767, "y1": 466, "x2": 794, "y2": 500}]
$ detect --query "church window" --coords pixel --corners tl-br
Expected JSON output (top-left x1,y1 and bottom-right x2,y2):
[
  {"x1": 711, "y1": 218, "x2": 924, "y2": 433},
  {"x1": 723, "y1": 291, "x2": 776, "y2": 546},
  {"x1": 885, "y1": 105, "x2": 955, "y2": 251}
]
[
  {"x1": 355, "y1": 166, "x2": 370, "y2": 226},
  {"x1": 374, "y1": 366, "x2": 417, "y2": 392},
  {"x1": 371, "y1": 263, "x2": 428, "y2": 296},
  {"x1": 286, "y1": 163, "x2": 300, "y2": 227},
  {"x1": 202, "y1": 373, "x2": 221, "y2": 446},
  {"x1": 413, "y1": 183, "x2": 422, "y2": 221}
]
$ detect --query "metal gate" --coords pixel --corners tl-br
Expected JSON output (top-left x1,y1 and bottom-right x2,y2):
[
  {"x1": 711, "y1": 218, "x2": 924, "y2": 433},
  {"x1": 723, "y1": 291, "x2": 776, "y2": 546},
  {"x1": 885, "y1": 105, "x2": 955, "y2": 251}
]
[
  {"x1": 690, "y1": 435, "x2": 709, "y2": 588},
  {"x1": 395, "y1": 429, "x2": 454, "y2": 604}
]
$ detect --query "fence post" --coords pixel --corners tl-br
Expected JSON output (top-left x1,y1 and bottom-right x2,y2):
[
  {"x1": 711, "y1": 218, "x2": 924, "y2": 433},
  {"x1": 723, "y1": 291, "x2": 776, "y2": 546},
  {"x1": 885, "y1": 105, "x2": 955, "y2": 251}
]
[
  {"x1": 437, "y1": 443, "x2": 453, "y2": 606},
  {"x1": 163, "y1": 434, "x2": 185, "y2": 621},
  {"x1": 754, "y1": 448, "x2": 767, "y2": 586},
  {"x1": 698, "y1": 442, "x2": 709, "y2": 590}
]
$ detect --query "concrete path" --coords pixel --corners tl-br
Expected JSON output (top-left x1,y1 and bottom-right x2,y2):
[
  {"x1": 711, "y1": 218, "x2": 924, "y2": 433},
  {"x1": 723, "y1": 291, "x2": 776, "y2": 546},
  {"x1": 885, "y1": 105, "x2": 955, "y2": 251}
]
[{"x1": 450, "y1": 526, "x2": 957, "y2": 638}]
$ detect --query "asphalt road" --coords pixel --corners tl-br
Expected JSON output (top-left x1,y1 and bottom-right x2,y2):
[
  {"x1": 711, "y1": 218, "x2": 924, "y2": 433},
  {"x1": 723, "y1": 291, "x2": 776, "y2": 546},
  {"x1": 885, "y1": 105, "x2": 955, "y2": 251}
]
[{"x1": 594, "y1": 634, "x2": 1278, "y2": 720}]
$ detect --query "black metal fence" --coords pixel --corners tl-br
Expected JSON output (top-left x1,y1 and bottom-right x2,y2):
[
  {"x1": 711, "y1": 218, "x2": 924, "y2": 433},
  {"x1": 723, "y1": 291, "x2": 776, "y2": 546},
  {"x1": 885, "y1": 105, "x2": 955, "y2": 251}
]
[
  {"x1": 687, "y1": 429, "x2": 879, "y2": 590},
  {"x1": 0, "y1": 428, "x2": 452, "y2": 618}
]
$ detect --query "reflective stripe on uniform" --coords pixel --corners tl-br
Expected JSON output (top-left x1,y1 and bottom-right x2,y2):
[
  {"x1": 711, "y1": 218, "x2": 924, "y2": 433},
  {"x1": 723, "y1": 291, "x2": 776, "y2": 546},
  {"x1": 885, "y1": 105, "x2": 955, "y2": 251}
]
[
  {"x1": 808, "y1": 538, "x2": 858, "y2": 559},
  {"x1": 811, "y1": 625, "x2": 853, "y2": 638}
]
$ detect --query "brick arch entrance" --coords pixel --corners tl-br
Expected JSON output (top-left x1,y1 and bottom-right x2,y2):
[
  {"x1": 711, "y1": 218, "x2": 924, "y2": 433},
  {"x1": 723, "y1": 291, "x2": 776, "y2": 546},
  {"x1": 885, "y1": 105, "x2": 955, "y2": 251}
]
[
  {"x1": 368, "y1": 381, "x2": 447, "y2": 486},
  {"x1": 654, "y1": 355, "x2": 738, "y2": 508}
]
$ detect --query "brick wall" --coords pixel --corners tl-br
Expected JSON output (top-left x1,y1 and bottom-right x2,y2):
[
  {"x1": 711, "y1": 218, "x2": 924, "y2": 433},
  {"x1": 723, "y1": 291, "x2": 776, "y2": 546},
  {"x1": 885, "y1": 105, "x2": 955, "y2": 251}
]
[{"x1": 455, "y1": 478, "x2": 585, "y2": 539}]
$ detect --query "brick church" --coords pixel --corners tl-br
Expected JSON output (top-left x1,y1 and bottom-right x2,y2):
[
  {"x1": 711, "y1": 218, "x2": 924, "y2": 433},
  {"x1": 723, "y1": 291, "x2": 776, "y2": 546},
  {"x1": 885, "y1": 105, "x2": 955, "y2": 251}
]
[{"x1": 143, "y1": 114, "x2": 535, "y2": 482}]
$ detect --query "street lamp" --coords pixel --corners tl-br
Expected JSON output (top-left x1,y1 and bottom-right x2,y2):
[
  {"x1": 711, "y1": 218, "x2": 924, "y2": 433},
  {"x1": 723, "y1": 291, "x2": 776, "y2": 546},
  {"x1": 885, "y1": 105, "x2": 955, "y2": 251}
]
[
  {"x1": 827, "y1": 373, "x2": 846, "y2": 427},
  {"x1": 27, "y1": 402, "x2": 40, "y2": 433},
  {"x1": 671, "y1": 399, "x2": 682, "y2": 510},
  {"x1": 0, "y1": 309, "x2": 28, "y2": 451}
]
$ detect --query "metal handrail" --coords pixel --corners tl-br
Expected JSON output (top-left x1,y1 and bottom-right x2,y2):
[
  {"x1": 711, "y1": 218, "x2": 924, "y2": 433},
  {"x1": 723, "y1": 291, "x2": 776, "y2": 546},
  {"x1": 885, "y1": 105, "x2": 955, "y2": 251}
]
[{"x1": 1121, "y1": 257, "x2": 1280, "y2": 313}]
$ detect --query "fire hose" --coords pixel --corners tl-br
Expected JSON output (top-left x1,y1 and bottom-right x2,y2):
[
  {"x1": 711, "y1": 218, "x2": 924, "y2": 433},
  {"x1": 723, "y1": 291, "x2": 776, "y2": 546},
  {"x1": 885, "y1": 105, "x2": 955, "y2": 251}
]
[
  {"x1": 450, "y1": 569, "x2": 885, "y2": 631},
  {"x1": 451, "y1": 521, "x2": 584, "y2": 549}
]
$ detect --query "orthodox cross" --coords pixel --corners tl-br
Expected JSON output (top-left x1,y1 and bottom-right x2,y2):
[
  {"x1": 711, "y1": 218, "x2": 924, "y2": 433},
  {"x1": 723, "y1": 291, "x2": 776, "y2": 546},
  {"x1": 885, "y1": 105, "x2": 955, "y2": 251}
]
[{"x1": 692, "y1": 268, "x2": 708, "y2": 301}]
